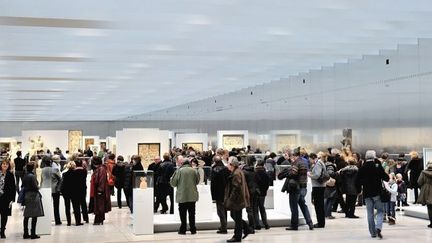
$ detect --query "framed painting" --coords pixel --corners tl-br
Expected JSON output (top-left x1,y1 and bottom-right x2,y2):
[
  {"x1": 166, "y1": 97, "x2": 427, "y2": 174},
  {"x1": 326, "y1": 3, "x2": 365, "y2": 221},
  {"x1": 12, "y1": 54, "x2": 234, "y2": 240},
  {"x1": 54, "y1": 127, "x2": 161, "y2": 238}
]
[
  {"x1": 222, "y1": 135, "x2": 244, "y2": 150},
  {"x1": 276, "y1": 134, "x2": 297, "y2": 153},
  {"x1": 182, "y1": 143, "x2": 203, "y2": 152},
  {"x1": 0, "y1": 142, "x2": 10, "y2": 151},
  {"x1": 68, "y1": 130, "x2": 82, "y2": 153},
  {"x1": 138, "y1": 143, "x2": 160, "y2": 169},
  {"x1": 84, "y1": 138, "x2": 95, "y2": 150}
]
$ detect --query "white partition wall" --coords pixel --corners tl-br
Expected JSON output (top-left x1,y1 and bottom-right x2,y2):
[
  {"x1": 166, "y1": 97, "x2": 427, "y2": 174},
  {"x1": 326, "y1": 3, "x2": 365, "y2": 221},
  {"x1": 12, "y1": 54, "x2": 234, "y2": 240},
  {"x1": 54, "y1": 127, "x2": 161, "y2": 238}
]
[
  {"x1": 116, "y1": 128, "x2": 170, "y2": 161},
  {"x1": 270, "y1": 130, "x2": 302, "y2": 153},
  {"x1": 217, "y1": 130, "x2": 248, "y2": 149},
  {"x1": 175, "y1": 133, "x2": 208, "y2": 151},
  {"x1": 21, "y1": 130, "x2": 68, "y2": 154}
]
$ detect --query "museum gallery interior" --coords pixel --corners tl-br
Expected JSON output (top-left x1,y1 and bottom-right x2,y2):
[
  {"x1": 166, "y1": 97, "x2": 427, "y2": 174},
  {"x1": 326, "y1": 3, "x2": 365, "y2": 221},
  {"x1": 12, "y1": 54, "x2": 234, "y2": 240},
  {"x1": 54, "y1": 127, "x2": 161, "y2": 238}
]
[{"x1": 1, "y1": 0, "x2": 432, "y2": 242}]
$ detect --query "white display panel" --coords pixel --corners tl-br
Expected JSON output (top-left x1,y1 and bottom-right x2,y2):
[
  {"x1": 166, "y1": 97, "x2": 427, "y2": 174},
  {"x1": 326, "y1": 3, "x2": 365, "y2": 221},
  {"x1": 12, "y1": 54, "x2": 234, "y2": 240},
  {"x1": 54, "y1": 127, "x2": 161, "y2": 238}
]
[
  {"x1": 423, "y1": 148, "x2": 432, "y2": 169},
  {"x1": 133, "y1": 188, "x2": 154, "y2": 235},
  {"x1": 217, "y1": 130, "x2": 248, "y2": 150},
  {"x1": 175, "y1": 133, "x2": 209, "y2": 151},
  {"x1": 38, "y1": 188, "x2": 53, "y2": 235},
  {"x1": 21, "y1": 130, "x2": 68, "y2": 155}
]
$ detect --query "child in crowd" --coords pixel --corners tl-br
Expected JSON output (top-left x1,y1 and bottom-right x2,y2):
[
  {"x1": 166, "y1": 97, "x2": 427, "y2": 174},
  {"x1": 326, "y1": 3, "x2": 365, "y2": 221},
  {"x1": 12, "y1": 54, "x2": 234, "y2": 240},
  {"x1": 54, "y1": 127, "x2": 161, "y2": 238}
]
[
  {"x1": 396, "y1": 173, "x2": 407, "y2": 211},
  {"x1": 384, "y1": 173, "x2": 398, "y2": 225}
]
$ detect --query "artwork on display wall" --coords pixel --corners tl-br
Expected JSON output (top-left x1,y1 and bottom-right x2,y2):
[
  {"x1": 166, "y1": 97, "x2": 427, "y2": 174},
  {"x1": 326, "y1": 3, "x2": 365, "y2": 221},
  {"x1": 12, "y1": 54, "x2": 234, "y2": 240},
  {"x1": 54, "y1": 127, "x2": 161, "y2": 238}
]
[
  {"x1": 84, "y1": 138, "x2": 95, "y2": 150},
  {"x1": 182, "y1": 143, "x2": 203, "y2": 152},
  {"x1": 100, "y1": 142, "x2": 107, "y2": 151},
  {"x1": 90, "y1": 145, "x2": 100, "y2": 155},
  {"x1": 68, "y1": 130, "x2": 82, "y2": 153},
  {"x1": 138, "y1": 143, "x2": 160, "y2": 169},
  {"x1": 222, "y1": 135, "x2": 244, "y2": 150},
  {"x1": 276, "y1": 134, "x2": 298, "y2": 153},
  {"x1": 0, "y1": 142, "x2": 10, "y2": 153}
]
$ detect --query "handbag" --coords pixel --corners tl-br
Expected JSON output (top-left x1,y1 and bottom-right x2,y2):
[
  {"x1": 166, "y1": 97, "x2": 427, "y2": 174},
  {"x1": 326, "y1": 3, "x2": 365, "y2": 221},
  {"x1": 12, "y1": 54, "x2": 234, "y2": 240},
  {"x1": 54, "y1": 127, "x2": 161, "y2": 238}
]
[
  {"x1": 380, "y1": 181, "x2": 390, "y2": 203},
  {"x1": 17, "y1": 187, "x2": 26, "y2": 205}
]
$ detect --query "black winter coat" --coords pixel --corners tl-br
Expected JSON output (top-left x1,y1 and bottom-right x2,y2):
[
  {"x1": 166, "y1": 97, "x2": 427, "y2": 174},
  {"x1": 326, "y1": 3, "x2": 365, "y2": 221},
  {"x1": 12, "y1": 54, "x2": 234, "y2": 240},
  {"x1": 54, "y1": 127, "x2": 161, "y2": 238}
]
[
  {"x1": 407, "y1": 158, "x2": 424, "y2": 188},
  {"x1": 339, "y1": 165, "x2": 359, "y2": 195},
  {"x1": 243, "y1": 165, "x2": 258, "y2": 197},
  {"x1": 0, "y1": 171, "x2": 16, "y2": 215},
  {"x1": 254, "y1": 166, "x2": 270, "y2": 197},
  {"x1": 157, "y1": 160, "x2": 175, "y2": 185},
  {"x1": 356, "y1": 159, "x2": 389, "y2": 198},
  {"x1": 112, "y1": 163, "x2": 126, "y2": 188},
  {"x1": 210, "y1": 161, "x2": 230, "y2": 202}
]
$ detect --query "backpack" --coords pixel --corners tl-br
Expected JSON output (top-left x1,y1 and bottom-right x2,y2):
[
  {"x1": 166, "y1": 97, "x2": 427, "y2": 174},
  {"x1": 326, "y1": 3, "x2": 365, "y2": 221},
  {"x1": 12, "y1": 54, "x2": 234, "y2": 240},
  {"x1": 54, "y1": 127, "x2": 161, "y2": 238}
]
[
  {"x1": 264, "y1": 159, "x2": 275, "y2": 173},
  {"x1": 317, "y1": 161, "x2": 330, "y2": 183},
  {"x1": 324, "y1": 163, "x2": 336, "y2": 187}
]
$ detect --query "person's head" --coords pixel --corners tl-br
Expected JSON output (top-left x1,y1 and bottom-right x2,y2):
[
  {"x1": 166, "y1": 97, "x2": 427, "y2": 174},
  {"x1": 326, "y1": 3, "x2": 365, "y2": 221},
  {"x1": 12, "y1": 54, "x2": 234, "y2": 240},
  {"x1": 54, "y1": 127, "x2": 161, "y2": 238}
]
[
  {"x1": 347, "y1": 157, "x2": 357, "y2": 165},
  {"x1": 189, "y1": 151, "x2": 196, "y2": 157},
  {"x1": 117, "y1": 155, "x2": 124, "y2": 162},
  {"x1": 154, "y1": 156, "x2": 161, "y2": 163},
  {"x1": 292, "y1": 147, "x2": 301, "y2": 159},
  {"x1": 26, "y1": 161, "x2": 35, "y2": 172},
  {"x1": 75, "y1": 159, "x2": 83, "y2": 167},
  {"x1": 52, "y1": 155, "x2": 61, "y2": 164},
  {"x1": 269, "y1": 152, "x2": 276, "y2": 159},
  {"x1": 309, "y1": 153, "x2": 318, "y2": 164},
  {"x1": 1, "y1": 160, "x2": 10, "y2": 172},
  {"x1": 410, "y1": 151, "x2": 419, "y2": 159},
  {"x1": 108, "y1": 153, "x2": 116, "y2": 160},
  {"x1": 92, "y1": 156, "x2": 102, "y2": 166},
  {"x1": 67, "y1": 161, "x2": 76, "y2": 170},
  {"x1": 365, "y1": 150, "x2": 376, "y2": 160},
  {"x1": 317, "y1": 151, "x2": 328, "y2": 162},
  {"x1": 396, "y1": 173, "x2": 403, "y2": 181},
  {"x1": 42, "y1": 156, "x2": 52, "y2": 167},
  {"x1": 177, "y1": 155, "x2": 184, "y2": 166},
  {"x1": 16, "y1": 151, "x2": 22, "y2": 157},
  {"x1": 381, "y1": 152, "x2": 389, "y2": 160},
  {"x1": 213, "y1": 155, "x2": 222, "y2": 164},
  {"x1": 388, "y1": 173, "x2": 396, "y2": 182},
  {"x1": 163, "y1": 152, "x2": 170, "y2": 161},
  {"x1": 256, "y1": 160, "x2": 265, "y2": 167},
  {"x1": 190, "y1": 158, "x2": 198, "y2": 167},
  {"x1": 133, "y1": 155, "x2": 141, "y2": 164},
  {"x1": 227, "y1": 156, "x2": 239, "y2": 172}
]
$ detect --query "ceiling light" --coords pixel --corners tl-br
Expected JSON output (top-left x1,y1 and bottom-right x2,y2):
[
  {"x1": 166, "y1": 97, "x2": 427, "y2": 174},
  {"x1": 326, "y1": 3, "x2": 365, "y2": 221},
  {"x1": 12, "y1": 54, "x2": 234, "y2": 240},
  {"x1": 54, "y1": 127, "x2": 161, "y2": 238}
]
[
  {"x1": 72, "y1": 29, "x2": 108, "y2": 37},
  {"x1": 130, "y1": 63, "x2": 150, "y2": 69},
  {"x1": 60, "y1": 68, "x2": 80, "y2": 73}
]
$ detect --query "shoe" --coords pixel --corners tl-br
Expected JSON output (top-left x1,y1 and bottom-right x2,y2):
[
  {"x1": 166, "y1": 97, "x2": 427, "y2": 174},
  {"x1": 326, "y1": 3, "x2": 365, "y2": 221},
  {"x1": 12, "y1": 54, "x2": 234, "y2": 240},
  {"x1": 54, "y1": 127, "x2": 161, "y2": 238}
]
[
  {"x1": 55, "y1": 222, "x2": 62, "y2": 225},
  {"x1": 396, "y1": 208, "x2": 401, "y2": 211},
  {"x1": 226, "y1": 238, "x2": 241, "y2": 242},
  {"x1": 178, "y1": 231, "x2": 186, "y2": 235},
  {"x1": 93, "y1": 222, "x2": 103, "y2": 225},
  {"x1": 313, "y1": 224, "x2": 324, "y2": 228},
  {"x1": 76, "y1": 223, "x2": 84, "y2": 226},
  {"x1": 376, "y1": 229, "x2": 382, "y2": 239},
  {"x1": 160, "y1": 211, "x2": 167, "y2": 214},
  {"x1": 308, "y1": 223, "x2": 314, "y2": 230},
  {"x1": 85, "y1": 220, "x2": 89, "y2": 224},
  {"x1": 327, "y1": 216, "x2": 335, "y2": 219},
  {"x1": 217, "y1": 230, "x2": 228, "y2": 234},
  {"x1": 190, "y1": 228, "x2": 197, "y2": 235},
  {"x1": 67, "y1": 223, "x2": 71, "y2": 226},
  {"x1": 30, "y1": 235, "x2": 40, "y2": 239},
  {"x1": 403, "y1": 203, "x2": 410, "y2": 207},
  {"x1": 371, "y1": 235, "x2": 377, "y2": 238},
  {"x1": 264, "y1": 225, "x2": 270, "y2": 230},
  {"x1": 347, "y1": 215, "x2": 359, "y2": 219},
  {"x1": 285, "y1": 227, "x2": 298, "y2": 231},
  {"x1": 428, "y1": 224, "x2": 432, "y2": 228},
  {"x1": 23, "y1": 234, "x2": 31, "y2": 239},
  {"x1": 255, "y1": 226, "x2": 262, "y2": 230},
  {"x1": 337, "y1": 210, "x2": 345, "y2": 214},
  {"x1": 1, "y1": 231, "x2": 5, "y2": 239},
  {"x1": 242, "y1": 229, "x2": 249, "y2": 239}
]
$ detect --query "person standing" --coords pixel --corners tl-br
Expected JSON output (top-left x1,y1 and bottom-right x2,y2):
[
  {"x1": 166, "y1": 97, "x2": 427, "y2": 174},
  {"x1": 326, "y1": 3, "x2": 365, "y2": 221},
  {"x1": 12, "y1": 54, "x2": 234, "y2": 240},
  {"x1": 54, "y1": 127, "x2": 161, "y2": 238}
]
[
  {"x1": 90, "y1": 156, "x2": 111, "y2": 225},
  {"x1": 224, "y1": 157, "x2": 250, "y2": 242},
  {"x1": 281, "y1": 148, "x2": 314, "y2": 231},
  {"x1": 105, "y1": 154, "x2": 116, "y2": 196},
  {"x1": 417, "y1": 161, "x2": 432, "y2": 228},
  {"x1": 14, "y1": 151, "x2": 26, "y2": 193},
  {"x1": 61, "y1": 161, "x2": 81, "y2": 226},
  {"x1": 123, "y1": 159, "x2": 134, "y2": 213},
  {"x1": 406, "y1": 151, "x2": 424, "y2": 204},
  {"x1": 210, "y1": 155, "x2": 230, "y2": 234},
  {"x1": 157, "y1": 153, "x2": 175, "y2": 214},
  {"x1": 0, "y1": 160, "x2": 16, "y2": 238},
  {"x1": 22, "y1": 161, "x2": 44, "y2": 239},
  {"x1": 74, "y1": 159, "x2": 89, "y2": 223},
  {"x1": 308, "y1": 152, "x2": 326, "y2": 228},
  {"x1": 113, "y1": 156, "x2": 127, "y2": 209},
  {"x1": 170, "y1": 156, "x2": 199, "y2": 235},
  {"x1": 356, "y1": 150, "x2": 389, "y2": 239},
  {"x1": 51, "y1": 155, "x2": 63, "y2": 225},
  {"x1": 254, "y1": 160, "x2": 270, "y2": 230},
  {"x1": 148, "y1": 156, "x2": 161, "y2": 212},
  {"x1": 242, "y1": 158, "x2": 258, "y2": 233},
  {"x1": 339, "y1": 157, "x2": 359, "y2": 218}
]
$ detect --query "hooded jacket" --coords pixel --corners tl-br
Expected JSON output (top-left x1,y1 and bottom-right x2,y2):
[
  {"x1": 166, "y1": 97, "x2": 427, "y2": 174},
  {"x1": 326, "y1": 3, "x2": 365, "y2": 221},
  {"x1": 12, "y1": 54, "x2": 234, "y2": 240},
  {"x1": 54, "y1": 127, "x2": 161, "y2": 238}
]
[{"x1": 417, "y1": 166, "x2": 432, "y2": 205}]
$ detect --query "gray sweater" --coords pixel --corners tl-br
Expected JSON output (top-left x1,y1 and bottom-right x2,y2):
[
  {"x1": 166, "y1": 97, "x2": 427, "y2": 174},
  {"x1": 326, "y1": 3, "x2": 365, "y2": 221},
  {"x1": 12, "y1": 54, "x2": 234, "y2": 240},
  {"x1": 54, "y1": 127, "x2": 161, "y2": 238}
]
[{"x1": 309, "y1": 160, "x2": 326, "y2": 187}]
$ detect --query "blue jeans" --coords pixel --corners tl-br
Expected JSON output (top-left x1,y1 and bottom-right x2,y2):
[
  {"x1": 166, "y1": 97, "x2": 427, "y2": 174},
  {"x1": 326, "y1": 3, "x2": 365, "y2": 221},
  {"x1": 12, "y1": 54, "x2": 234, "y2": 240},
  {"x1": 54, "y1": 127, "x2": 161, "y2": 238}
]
[
  {"x1": 387, "y1": 201, "x2": 396, "y2": 218},
  {"x1": 324, "y1": 198, "x2": 335, "y2": 217},
  {"x1": 289, "y1": 187, "x2": 312, "y2": 228},
  {"x1": 365, "y1": 196, "x2": 384, "y2": 236}
]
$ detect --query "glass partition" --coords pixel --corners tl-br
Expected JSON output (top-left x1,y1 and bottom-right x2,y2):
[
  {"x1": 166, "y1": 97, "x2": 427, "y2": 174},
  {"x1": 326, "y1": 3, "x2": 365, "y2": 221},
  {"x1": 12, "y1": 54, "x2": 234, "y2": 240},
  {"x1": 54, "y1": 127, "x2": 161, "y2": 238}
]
[{"x1": 133, "y1": 170, "x2": 154, "y2": 189}]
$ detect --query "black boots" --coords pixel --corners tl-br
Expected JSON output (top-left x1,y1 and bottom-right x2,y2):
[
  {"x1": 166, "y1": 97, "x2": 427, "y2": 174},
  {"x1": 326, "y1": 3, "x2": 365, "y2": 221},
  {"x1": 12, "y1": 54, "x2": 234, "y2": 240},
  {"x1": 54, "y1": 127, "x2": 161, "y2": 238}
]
[{"x1": 1, "y1": 228, "x2": 5, "y2": 239}]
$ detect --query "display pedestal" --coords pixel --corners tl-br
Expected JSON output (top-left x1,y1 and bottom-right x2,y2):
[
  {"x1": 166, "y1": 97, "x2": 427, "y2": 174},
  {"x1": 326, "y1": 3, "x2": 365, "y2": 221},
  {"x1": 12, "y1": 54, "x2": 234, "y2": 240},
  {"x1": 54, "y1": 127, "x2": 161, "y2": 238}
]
[
  {"x1": 133, "y1": 188, "x2": 154, "y2": 235},
  {"x1": 38, "y1": 188, "x2": 52, "y2": 235},
  {"x1": 196, "y1": 185, "x2": 212, "y2": 221},
  {"x1": 273, "y1": 180, "x2": 291, "y2": 216}
]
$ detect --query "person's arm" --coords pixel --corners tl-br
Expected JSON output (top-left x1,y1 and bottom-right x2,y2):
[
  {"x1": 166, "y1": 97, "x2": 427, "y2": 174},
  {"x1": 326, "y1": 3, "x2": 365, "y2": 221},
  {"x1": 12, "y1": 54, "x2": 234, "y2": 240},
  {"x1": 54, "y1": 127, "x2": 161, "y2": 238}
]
[
  {"x1": 170, "y1": 170, "x2": 179, "y2": 187},
  {"x1": 417, "y1": 172, "x2": 425, "y2": 187},
  {"x1": 309, "y1": 162, "x2": 322, "y2": 179}
]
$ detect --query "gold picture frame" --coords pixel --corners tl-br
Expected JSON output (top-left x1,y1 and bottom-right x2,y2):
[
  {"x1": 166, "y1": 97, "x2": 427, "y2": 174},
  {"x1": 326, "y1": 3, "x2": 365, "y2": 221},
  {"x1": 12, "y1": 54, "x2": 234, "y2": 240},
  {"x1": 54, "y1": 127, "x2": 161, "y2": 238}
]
[
  {"x1": 68, "y1": 130, "x2": 82, "y2": 153},
  {"x1": 182, "y1": 143, "x2": 203, "y2": 152},
  {"x1": 222, "y1": 135, "x2": 244, "y2": 150},
  {"x1": 138, "y1": 143, "x2": 160, "y2": 169}
]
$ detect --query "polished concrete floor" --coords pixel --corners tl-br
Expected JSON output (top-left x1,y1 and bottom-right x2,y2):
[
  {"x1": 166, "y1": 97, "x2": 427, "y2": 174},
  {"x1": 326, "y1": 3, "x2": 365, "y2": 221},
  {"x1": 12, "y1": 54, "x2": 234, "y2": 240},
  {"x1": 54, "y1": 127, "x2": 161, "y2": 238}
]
[{"x1": 3, "y1": 204, "x2": 432, "y2": 242}]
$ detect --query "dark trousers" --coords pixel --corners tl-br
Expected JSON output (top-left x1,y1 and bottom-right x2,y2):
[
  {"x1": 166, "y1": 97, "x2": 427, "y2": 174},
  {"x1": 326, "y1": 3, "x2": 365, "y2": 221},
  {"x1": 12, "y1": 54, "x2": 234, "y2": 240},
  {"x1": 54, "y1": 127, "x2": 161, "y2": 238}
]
[
  {"x1": 169, "y1": 189, "x2": 174, "y2": 214},
  {"x1": 64, "y1": 196, "x2": 80, "y2": 225},
  {"x1": 325, "y1": 197, "x2": 336, "y2": 217},
  {"x1": 230, "y1": 210, "x2": 248, "y2": 240},
  {"x1": 159, "y1": 184, "x2": 171, "y2": 213},
  {"x1": 254, "y1": 196, "x2": 268, "y2": 227},
  {"x1": 125, "y1": 191, "x2": 132, "y2": 213},
  {"x1": 216, "y1": 201, "x2": 227, "y2": 231},
  {"x1": 312, "y1": 187, "x2": 325, "y2": 227},
  {"x1": 178, "y1": 202, "x2": 196, "y2": 233},
  {"x1": 15, "y1": 171, "x2": 24, "y2": 193},
  {"x1": 52, "y1": 192, "x2": 61, "y2": 224},
  {"x1": 428, "y1": 205, "x2": 432, "y2": 224},
  {"x1": 345, "y1": 194, "x2": 357, "y2": 217},
  {"x1": 387, "y1": 201, "x2": 396, "y2": 218},
  {"x1": 0, "y1": 214, "x2": 8, "y2": 231},
  {"x1": 78, "y1": 195, "x2": 89, "y2": 223},
  {"x1": 246, "y1": 194, "x2": 257, "y2": 230},
  {"x1": 289, "y1": 187, "x2": 312, "y2": 228},
  {"x1": 413, "y1": 188, "x2": 419, "y2": 203},
  {"x1": 117, "y1": 187, "x2": 124, "y2": 208},
  {"x1": 154, "y1": 186, "x2": 160, "y2": 212},
  {"x1": 333, "y1": 187, "x2": 347, "y2": 212},
  {"x1": 23, "y1": 217, "x2": 37, "y2": 236},
  {"x1": 94, "y1": 214, "x2": 105, "y2": 224}
]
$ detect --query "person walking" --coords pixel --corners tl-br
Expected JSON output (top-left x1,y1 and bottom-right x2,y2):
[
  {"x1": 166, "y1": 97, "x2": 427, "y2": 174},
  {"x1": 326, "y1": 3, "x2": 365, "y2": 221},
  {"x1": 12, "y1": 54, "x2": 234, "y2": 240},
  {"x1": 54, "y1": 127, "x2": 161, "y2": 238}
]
[
  {"x1": 112, "y1": 156, "x2": 126, "y2": 209},
  {"x1": 157, "y1": 153, "x2": 175, "y2": 214},
  {"x1": 417, "y1": 161, "x2": 432, "y2": 228},
  {"x1": 210, "y1": 155, "x2": 230, "y2": 234},
  {"x1": 356, "y1": 150, "x2": 389, "y2": 239},
  {"x1": 170, "y1": 156, "x2": 199, "y2": 235},
  {"x1": 22, "y1": 161, "x2": 44, "y2": 239},
  {"x1": 0, "y1": 160, "x2": 16, "y2": 238},
  {"x1": 224, "y1": 157, "x2": 250, "y2": 242},
  {"x1": 90, "y1": 156, "x2": 111, "y2": 225},
  {"x1": 14, "y1": 151, "x2": 26, "y2": 193},
  {"x1": 254, "y1": 160, "x2": 270, "y2": 230}
]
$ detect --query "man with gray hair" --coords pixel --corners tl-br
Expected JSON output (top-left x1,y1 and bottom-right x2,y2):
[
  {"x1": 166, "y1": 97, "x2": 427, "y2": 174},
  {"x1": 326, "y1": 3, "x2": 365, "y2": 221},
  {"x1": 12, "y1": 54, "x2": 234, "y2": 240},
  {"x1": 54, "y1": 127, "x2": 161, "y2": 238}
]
[{"x1": 356, "y1": 150, "x2": 389, "y2": 239}]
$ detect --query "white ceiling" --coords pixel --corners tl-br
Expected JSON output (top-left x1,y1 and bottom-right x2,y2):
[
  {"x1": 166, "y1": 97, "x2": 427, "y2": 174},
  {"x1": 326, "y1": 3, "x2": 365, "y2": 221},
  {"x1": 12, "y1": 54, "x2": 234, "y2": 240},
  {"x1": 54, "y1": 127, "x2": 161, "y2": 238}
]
[{"x1": 1, "y1": 0, "x2": 432, "y2": 121}]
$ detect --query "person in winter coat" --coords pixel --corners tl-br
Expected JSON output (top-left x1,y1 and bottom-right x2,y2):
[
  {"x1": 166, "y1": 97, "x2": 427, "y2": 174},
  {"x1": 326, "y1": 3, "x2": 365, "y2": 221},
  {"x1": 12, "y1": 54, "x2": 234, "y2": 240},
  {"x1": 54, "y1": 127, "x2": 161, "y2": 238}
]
[
  {"x1": 74, "y1": 159, "x2": 89, "y2": 223},
  {"x1": 383, "y1": 173, "x2": 398, "y2": 225},
  {"x1": 0, "y1": 160, "x2": 16, "y2": 238},
  {"x1": 224, "y1": 157, "x2": 250, "y2": 242},
  {"x1": 123, "y1": 159, "x2": 134, "y2": 213},
  {"x1": 417, "y1": 161, "x2": 432, "y2": 228},
  {"x1": 61, "y1": 161, "x2": 82, "y2": 226},
  {"x1": 254, "y1": 160, "x2": 270, "y2": 230},
  {"x1": 324, "y1": 160, "x2": 337, "y2": 219},
  {"x1": 105, "y1": 154, "x2": 116, "y2": 196},
  {"x1": 22, "y1": 161, "x2": 44, "y2": 239},
  {"x1": 308, "y1": 153, "x2": 326, "y2": 228},
  {"x1": 395, "y1": 155, "x2": 409, "y2": 206},
  {"x1": 51, "y1": 155, "x2": 62, "y2": 225},
  {"x1": 406, "y1": 151, "x2": 424, "y2": 204},
  {"x1": 148, "y1": 156, "x2": 161, "y2": 212},
  {"x1": 339, "y1": 157, "x2": 359, "y2": 218},
  {"x1": 242, "y1": 159, "x2": 258, "y2": 233},
  {"x1": 112, "y1": 156, "x2": 126, "y2": 209},
  {"x1": 90, "y1": 156, "x2": 111, "y2": 225},
  {"x1": 210, "y1": 155, "x2": 230, "y2": 234},
  {"x1": 156, "y1": 153, "x2": 175, "y2": 214}
]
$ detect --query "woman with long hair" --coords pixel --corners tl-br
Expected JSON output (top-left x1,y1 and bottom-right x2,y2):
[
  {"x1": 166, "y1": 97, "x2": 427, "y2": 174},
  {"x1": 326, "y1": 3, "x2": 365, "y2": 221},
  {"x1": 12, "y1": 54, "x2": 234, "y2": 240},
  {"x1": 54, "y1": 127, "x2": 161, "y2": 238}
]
[{"x1": 0, "y1": 160, "x2": 16, "y2": 238}]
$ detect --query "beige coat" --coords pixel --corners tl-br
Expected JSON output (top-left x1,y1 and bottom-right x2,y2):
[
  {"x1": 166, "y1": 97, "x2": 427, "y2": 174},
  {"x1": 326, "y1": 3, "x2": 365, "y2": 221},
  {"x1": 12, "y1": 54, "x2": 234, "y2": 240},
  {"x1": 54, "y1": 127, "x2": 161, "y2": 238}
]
[{"x1": 417, "y1": 167, "x2": 432, "y2": 205}]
